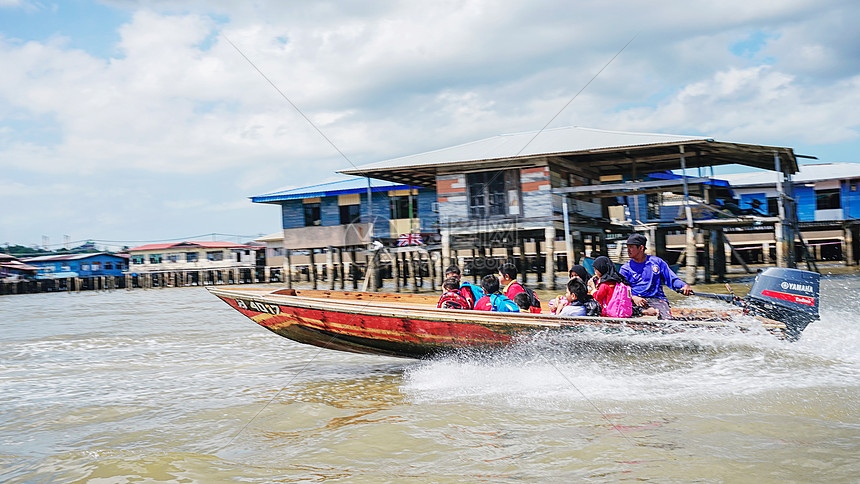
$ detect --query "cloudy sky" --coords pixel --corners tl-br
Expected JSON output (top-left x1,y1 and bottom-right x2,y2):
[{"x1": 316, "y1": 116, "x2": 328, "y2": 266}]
[{"x1": 1, "y1": 0, "x2": 859, "y2": 250}]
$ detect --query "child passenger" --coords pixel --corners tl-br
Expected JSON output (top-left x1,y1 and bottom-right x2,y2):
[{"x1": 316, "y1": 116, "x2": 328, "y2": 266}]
[
  {"x1": 557, "y1": 278, "x2": 601, "y2": 317},
  {"x1": 512, "y1": 292, "x2": 532, "y2": 312},
  {"x1": 437, "y1": 277, "x2": 470, "y2": 310},
  {"x1": 473, "y1": 275, "x2": 520, "y2": 312}
]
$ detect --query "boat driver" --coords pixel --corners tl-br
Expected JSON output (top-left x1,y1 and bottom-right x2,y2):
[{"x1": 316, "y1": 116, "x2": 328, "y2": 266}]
[{"x1": 619, "y1": 233, "x2": 692, "y2": 319}]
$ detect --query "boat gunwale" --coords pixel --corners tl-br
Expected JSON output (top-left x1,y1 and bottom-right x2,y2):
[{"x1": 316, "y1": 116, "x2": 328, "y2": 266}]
[{"x1": 206, "y1": 286, "x2": 785, "y2": 331}]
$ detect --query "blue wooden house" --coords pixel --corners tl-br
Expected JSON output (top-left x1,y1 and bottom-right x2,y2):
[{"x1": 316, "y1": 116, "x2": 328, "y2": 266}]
[
  {"x1": 251, "y1": 176, "x2": 438, "y2": 251},
  {"x1": 22, "y1": 253, "x2": 129, "y2": 278}
]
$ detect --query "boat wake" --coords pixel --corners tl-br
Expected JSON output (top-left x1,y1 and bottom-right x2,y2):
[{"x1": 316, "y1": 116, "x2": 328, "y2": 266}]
[{"x1": 402, "y1": 303, "x2": 859, "y2": 410}]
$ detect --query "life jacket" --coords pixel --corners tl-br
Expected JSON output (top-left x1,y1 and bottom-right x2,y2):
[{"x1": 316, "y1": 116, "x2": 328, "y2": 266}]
[
  {"x1": 459, "y1": 282, "x2": 484, "y2": 309},
  {"x1": 603, "y1": 282, "x2": 633, "y2": 318},
  {"x1": 437, "y1": 290, "x2": 469, "y2": 310}
]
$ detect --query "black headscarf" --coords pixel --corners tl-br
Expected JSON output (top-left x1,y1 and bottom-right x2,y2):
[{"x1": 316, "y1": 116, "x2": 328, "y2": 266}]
[
  {"x1": 569, "y1": 265, "x2": 590, "y2": 282},
  {"x1": 592, "y1": 256, "x2": 627, "y2": 285}
]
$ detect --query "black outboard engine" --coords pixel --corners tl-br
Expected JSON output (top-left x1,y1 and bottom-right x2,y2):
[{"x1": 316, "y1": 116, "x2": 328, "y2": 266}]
[{"x1": 744, "y1": 267, "x2": 820, "y2": 341}]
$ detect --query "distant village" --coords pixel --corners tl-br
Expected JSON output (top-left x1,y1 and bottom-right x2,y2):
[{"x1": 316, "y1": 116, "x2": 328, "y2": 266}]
[{"x1": 4, "y1": 126, "x2": 860, "y2": 295}]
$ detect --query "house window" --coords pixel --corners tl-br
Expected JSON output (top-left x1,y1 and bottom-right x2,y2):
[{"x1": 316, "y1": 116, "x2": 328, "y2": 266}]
[
  {"x1": 131, "y1": 255, "x2": 144, "y2": 264},
  {"x1": 815, "y1": 189, "x2": 841, "y2": 210},
  {"x1": 646, "y1": 193, "x2": 662, "y2": 219},
  {"x1": 340, "y1": 204, "x2": 361, "y2": 224},
  {"x1": 105, "y1": 262, "x2": 113, "y2": 270},
  {"x1": 390, "y1": 195, "x2": 415, "y2": 219},
  {"x1": 207, "y1": 251, "x2": 224, "y2": 262},
  {"x1": 167, "y1": 254, "x2": 180, "y2": 263},
  {"x1": 767, "y1": 197, "x2": 778, "y2": 216},
  {"x1": 467, "y1": 171, "x2": 506, "y2": 218},
  {"x1": 149, "y1": 254, "x2": 162, "y2": 264},
  {"x1": 304, "y1": 203, "x2": 321, "y2": 226},
  {"x1": 186, "y1": 252, "x2": 199, "y2": 262}
]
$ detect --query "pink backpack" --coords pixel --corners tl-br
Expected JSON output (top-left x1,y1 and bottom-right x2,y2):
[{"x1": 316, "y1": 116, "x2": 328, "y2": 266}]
[{"x1": 604, "y1": 282, "x2": 633, "y2": 318}]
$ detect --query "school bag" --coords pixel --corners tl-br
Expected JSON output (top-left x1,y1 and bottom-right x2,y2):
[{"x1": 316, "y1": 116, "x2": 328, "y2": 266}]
[
  {"x1": 437, "y1": 291, "x2": 469, "y2": 310},
  {"x1": 459, "y1": 282, "x2": 484, "y2": 309},
  {"x1": 489, "y1": 293, "x2": 520, "y2": 313},
  {"x1": 520, "y1": 286, "x2": 542, "y2": 313},
  {"x1": 603, "y1": 282, "x2": 633, "y2": 318}
]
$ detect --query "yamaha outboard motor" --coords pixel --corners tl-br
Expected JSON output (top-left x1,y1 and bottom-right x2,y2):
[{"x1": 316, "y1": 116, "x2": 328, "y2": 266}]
[{"x1": 745, "y1": 267, "x2": 820, "y2": 341}]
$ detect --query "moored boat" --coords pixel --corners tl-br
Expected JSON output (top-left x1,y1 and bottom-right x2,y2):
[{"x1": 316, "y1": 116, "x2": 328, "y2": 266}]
[{"x1": 208, "y1": 268, "x2": 820, "y2": 359}]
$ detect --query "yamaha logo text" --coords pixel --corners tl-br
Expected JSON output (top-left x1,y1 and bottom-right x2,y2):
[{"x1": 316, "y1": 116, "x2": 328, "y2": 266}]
[{"x1": 780, "y1": 281, "x2": 813, "y2": 294}]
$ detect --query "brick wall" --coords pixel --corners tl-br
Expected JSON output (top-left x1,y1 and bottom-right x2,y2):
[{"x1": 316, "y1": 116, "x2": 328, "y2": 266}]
[
  {"x1": 437, "y1": 174, "x2": 468, "y2": 221},
  {"x1": 521, "y1": 166, "x2": 552, "y2": 217}
]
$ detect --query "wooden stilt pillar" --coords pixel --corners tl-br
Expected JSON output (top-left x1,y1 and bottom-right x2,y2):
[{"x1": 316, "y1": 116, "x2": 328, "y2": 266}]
[
  {"x1": 350, "y1": 247, "x2": 359, "y2": 290},
  {"x1": 309, "y1": 249, "x2": 318, "y2": 289},
  {"x1": 518, "y1": 238, "x2": 528, "y2": 285},
  {"x1": 544, "y1": 226, "x2": 556, "y2": 290},
  {"x1": 327, "y1": 246, "x2": 335, "y2": 290},
  {"x1": 775, "y1": 222, "x2": 786, "y2": 268},
  {"x1": 284, "y1": 249, "x2": 292, "y2": 289},
  {"x1": 428, "y1": 251, "x2": 437, "y2": 292},
  {"x1": 441, "y1": 229, "x2": 452, "y2": 267},
  {"x1": 392, "y1": 249, "x2": 401, "y2": 293},
  {"x1": 685, "y1": 227, "x2": 697, "y2": 283},
  {"x1": 410, "y1": 251, "x2": 419, "y2": 291},
  {"x1": 337, "y1": 248, "x2": 345, "y2": 289}
]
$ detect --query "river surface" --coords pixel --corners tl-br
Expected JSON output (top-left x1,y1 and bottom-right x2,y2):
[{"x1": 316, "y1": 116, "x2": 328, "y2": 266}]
[{"x1": 1, "y1": 276, "x2": 858, "y2": 483}]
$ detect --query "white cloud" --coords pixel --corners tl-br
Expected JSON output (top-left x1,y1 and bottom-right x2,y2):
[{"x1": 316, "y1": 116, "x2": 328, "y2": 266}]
[{"x1": 2, "y1": 0, "x2": 860, "y2": 244}]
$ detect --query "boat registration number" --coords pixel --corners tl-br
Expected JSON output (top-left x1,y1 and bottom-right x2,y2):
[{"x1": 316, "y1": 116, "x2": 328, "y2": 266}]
[{"x1": 235, "y1": 298, "x2": 281, "y2": 315}]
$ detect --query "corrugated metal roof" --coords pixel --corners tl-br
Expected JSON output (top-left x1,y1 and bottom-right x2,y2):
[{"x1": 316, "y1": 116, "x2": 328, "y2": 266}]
[
  {"x1": 343, "y1": 126, "x2": 709, "y2": 173},
  {"x1": 127, "y1": 241, "x2": 250, "y2": 252},
  {"x1": 250, "y1": 176, "x2": 421, "y2": 204},
  {"x1": 22, "y1": 252, "x2": 126, "y2": 263},
  {"x1": 720, "y1": 163, "x2": 860, "y2": 187},
  {"x1": 339, "y1": 125, "x2": 797, "y2": 187}
]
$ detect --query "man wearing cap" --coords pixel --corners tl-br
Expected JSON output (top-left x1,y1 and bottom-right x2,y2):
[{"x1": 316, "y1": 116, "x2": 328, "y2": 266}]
[{"x1": 620, "y1": 233, "x2": 692, "y2": 319}]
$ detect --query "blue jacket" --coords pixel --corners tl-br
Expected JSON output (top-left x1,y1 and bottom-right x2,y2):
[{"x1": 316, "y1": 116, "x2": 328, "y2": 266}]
[{"x1": 620, "y1": 255, "x2": 687, "y2": 301}]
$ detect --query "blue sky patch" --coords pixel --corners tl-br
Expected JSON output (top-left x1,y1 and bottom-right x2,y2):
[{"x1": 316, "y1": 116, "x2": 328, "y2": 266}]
[
  {"x1": 730, "y1": 30, "x2": 779, "y2": 59},
  {"x1": 0, "y1": 0, "x2": 130, "y2": 59}
]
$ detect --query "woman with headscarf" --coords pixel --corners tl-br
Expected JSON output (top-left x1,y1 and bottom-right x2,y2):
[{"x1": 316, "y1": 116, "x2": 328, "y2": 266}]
[
  {"x1": 569, "y1": 264, "x2": 590, "y2": 282},
  {"x1": 588, "y1": 256, "x2": 632, "y2": 317}
]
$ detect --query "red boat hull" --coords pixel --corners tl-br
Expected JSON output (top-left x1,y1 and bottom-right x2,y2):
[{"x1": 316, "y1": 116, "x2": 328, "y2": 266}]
[{"x1": 208, "y1": 287, "x2": 784, "y2": 359}]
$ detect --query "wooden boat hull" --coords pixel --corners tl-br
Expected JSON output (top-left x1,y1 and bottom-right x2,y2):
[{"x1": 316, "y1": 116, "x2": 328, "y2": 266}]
[{"x1": 208, "y1": 286, "x2": 787, "y2": 359}]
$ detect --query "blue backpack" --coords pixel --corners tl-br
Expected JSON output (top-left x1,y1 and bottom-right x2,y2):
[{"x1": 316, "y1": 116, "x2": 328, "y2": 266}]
[
  {"x1": 459, "y1": 282, "x2": 485, "y2": 309},
  {"x1": 489, "y1": 293, "x2": 520, "y2": 312}
]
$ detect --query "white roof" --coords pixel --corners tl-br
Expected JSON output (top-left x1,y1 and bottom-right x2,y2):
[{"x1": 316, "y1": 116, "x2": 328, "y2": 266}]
[
  {"x1": 256, "y1": 232, "x2": 284, "y2": 242},
  {"x1": 720, "y1": 163, "x2": 860, "y2": 186},
  {"x1": 345, "y1": 126, "x2": 710, "y2": 172}
]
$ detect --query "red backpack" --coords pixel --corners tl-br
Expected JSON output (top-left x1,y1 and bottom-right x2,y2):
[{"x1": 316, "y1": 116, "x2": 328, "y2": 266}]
[{"x1": 437, "y1": 291, "x2": 469, "y2": 310}]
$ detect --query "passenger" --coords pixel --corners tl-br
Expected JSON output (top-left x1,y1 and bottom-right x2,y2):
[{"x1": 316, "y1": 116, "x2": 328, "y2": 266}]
[
  {"x1": 498, "y1": 262, "x2": 541, "y2": 313},
  {"x1": 437, "y1": 277, "x2": 470, "y2": 310},
  {"x1": 444, "y1": 265, "x2": 485, "y2": 309},
  {"x1": 571, "y1": 265, "x2": 591, "y2": 282},
  {"x1": 557, "y1": 278, "x2": 596, "y2": 317},
  {"x1": 549, "y1": 264, "x2": 592, "y2": 314},
  {"x1": 473, "y1": 274, "x2": 520, "y2": 312},
  {"x1": 512, "y1": 292, "x2": 531, "y2": 312},
  {"x1": 588, "y1": 256, "x2": 633, "y2": 318},
  {"x1": 619, "y1": 234, "x2": 692, "y2": 319}
]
